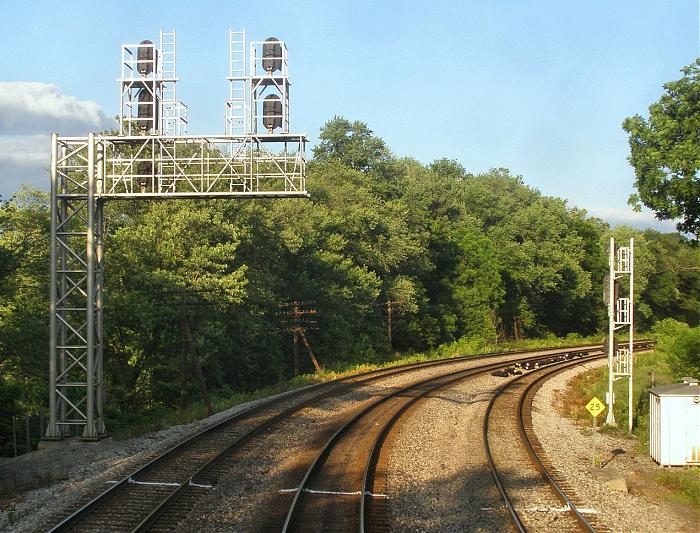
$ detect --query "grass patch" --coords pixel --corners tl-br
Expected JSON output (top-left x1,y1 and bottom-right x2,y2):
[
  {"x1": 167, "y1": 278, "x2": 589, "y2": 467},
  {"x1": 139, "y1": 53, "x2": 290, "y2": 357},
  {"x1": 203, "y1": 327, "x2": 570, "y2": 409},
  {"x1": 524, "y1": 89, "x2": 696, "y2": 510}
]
[
  {"x1": 565, "y1": 366, "x2": 608, "y2": 422},
  {"x1": 109, "y1": 333, "x2": 603, "y2": 440},
  {"x1": 656, "y1": 469, "x2": 700, "y2": 508}
]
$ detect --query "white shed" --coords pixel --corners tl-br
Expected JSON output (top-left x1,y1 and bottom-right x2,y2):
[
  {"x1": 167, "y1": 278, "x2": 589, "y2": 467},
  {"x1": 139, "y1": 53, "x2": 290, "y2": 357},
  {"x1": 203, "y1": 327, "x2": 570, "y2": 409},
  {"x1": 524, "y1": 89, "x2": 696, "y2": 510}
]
[{"x1": 649, "y1": 378, "x2": 700, "y2": 466}]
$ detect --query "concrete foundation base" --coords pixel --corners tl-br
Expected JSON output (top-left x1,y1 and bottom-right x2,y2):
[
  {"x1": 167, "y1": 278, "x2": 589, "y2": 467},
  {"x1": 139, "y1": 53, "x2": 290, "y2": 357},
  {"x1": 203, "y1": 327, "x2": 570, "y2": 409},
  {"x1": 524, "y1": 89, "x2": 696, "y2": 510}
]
[
  {"x1": 2, "y1": 437, "x2": 114, "y2": 495},
  {"x1": 37, "y1": 436, "x2": 113, "y2": 450},
  {"x1": 591, "y1": 467, "x2": 628, "y2": 493}
]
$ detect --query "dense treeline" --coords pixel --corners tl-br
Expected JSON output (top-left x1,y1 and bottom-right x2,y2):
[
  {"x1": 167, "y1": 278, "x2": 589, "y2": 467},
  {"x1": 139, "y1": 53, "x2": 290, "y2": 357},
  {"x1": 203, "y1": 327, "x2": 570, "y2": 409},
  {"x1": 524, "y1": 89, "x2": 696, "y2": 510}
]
[{"x1": 1, "y1": 117, "x2": 699, "y2": 440}]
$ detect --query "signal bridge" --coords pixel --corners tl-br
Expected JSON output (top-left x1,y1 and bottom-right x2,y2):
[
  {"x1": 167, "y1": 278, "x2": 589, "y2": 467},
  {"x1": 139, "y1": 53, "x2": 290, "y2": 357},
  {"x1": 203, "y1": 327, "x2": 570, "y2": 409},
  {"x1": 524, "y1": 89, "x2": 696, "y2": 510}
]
[{"x1": 47, "y1": 29, "x2": 307, "y2": 440}]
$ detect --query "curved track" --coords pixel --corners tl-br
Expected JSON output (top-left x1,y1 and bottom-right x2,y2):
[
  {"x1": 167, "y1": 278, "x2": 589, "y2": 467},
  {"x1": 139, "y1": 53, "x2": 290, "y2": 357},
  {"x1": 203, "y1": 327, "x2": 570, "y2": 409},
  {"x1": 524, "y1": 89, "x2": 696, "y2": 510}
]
[
  {"x1": 484, "y1": 356, "x2": 601, "y2": 532},
  {"x1": 484, "y1": 340, "x2": 652, "y2": 533},
  {"x1": 48, "y1": 344, "x2": 601, "y2": 532},
  {"x1": 270, "y1": 350, "x2": 598, "y2": 532}
]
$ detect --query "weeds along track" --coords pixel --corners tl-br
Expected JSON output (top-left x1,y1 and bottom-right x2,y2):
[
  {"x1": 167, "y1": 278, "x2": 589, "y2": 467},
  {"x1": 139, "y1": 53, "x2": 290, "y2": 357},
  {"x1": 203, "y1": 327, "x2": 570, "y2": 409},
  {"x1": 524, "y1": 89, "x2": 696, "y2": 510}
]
[{"x1": 47, "y1": 344, "x2": 602, "y2": 532}]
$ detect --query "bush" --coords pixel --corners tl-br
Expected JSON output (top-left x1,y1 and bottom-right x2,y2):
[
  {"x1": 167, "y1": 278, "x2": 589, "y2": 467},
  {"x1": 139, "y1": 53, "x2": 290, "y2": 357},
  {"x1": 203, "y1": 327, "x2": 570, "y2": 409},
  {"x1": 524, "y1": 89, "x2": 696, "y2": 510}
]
[
  {"x1": 671, "y1": 327, "x2": 700, "y2": 378},
  {"x1": 652, "y1": 319, "x2": 700, "y2": 378},
  {"x1": 656, "y1": 469, "x2": 700, "y2": 507}
]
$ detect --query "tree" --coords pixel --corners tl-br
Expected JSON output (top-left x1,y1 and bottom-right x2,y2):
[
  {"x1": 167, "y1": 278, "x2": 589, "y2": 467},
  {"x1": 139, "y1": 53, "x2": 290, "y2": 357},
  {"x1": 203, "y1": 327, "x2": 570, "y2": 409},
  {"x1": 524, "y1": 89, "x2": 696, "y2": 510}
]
[
  {"x1": 105, "y1": 200, "x2": 247, "y2": 413},
  {"x1": 652, "y1": 319, "x2": 700, "y2": 379},
  {"x1": 638, "y1": 230, "x2": 700, "y2": 328},
  {"x1": 623, "y1": 60, "x2": 700, "y2": 238},
  {"x1": 313, "y1": 116, "x2": 392, "y2": 173},
  {"x1": 460, "y1": 169, "x2": 596, "y2": 338},
  {"x1": 0, "y1": 188, "x2": 51, "y2": 451},
  {"x1": 400, "y1": 160, "x2": 503, "y2": 346}
]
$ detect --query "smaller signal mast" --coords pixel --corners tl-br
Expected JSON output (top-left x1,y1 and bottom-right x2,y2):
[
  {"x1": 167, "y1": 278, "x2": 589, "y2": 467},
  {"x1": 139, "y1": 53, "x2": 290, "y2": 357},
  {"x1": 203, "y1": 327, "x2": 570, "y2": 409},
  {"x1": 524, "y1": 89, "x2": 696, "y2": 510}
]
[{"x1": 605, "y1": 237, "x2": 634, "y2": 431}]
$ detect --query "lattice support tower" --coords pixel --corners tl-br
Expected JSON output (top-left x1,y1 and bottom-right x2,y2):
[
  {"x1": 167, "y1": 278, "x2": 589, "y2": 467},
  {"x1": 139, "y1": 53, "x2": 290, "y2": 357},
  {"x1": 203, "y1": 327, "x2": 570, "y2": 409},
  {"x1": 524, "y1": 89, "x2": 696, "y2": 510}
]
[
  {"x1": 46, "y1": 30, "x2": 307, "y2": 440},
  {"x1": 605, "y1": 237, "x2": 635, "y2": 431}
]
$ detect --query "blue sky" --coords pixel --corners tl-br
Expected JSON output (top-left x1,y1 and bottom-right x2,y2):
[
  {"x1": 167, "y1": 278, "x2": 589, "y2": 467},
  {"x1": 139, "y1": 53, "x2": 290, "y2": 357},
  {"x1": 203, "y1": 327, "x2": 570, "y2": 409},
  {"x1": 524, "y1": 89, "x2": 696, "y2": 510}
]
[{"x1": 0, "y1": 1, "x2": 696, "y2": 231}]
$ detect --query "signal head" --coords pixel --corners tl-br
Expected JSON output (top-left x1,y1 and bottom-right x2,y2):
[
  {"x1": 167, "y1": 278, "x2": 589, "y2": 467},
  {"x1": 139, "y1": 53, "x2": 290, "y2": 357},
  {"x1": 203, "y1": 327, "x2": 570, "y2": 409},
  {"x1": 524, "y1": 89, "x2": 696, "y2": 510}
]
[{"x1": 262, "y1": 37, "x2": 282, "y2": 74}]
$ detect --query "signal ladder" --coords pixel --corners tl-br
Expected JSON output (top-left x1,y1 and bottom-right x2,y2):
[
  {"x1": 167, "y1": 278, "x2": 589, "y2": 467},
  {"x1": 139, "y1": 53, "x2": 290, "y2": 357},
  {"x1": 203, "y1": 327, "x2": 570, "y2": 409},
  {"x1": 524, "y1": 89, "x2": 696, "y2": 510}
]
[{"x1": 226, "y1": 29, "x2": 248, "y2": 135}]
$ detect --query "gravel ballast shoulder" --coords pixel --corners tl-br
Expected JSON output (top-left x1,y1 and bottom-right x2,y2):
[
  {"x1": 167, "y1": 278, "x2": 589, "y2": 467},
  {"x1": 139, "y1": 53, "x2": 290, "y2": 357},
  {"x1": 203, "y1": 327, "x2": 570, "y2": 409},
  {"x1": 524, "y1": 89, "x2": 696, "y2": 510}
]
[
  {"x1": 5, "y1": 352, "x2": 692, "y2": 532},
  {"x1": 387, "y1": 374, "x2": 511, "y2": 532},
  {"x1": 532, "y1": 360, "x2": 698, "y2": 533},
  {"x1": 388, "y1": 359, "x2": 699, "y2": 532}
]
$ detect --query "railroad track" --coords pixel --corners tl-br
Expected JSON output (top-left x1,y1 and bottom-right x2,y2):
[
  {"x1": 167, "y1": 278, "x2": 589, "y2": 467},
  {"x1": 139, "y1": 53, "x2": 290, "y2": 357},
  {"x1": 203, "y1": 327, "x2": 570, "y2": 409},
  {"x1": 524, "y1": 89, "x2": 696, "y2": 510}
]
[
  {"x1": 484, "y1": 354, "x2": 603, "y2": 532},
  {"x1": 484, "y1": 341, "x2": 654, "y2": 532},
  {"x1": 265, "y1": 350, "x2": 601, "y2": 532},
  {"x1": 47, "y1": 343, "x2": 611, "y2": 532},
  {"x1": 47, "y1": 344, "x2": 596, "y2": 532},
  {"x1": 50, "y1": 350, "x2": 493, "y2": 532}
]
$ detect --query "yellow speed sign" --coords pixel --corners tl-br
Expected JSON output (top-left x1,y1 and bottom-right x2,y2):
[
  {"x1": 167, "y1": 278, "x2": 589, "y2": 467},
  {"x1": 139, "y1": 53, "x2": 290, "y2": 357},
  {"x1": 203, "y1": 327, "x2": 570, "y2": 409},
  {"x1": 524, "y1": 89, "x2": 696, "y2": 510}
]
[{"x1": 585, "y1": 397, "x2": 606, "y2": 418}]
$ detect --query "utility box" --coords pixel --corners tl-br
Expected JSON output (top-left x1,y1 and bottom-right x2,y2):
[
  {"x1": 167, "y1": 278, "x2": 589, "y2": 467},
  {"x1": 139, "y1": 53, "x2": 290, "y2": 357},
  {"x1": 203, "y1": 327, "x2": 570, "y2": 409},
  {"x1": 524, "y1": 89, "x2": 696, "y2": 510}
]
[{"x1": 649, "y1": 378, "x2": 700, "y2": 466}]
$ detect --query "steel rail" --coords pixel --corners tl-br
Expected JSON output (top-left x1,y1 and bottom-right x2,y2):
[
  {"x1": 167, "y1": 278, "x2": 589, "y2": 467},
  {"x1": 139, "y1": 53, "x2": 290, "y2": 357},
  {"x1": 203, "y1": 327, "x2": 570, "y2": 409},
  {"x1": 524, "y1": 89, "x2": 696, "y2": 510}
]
[
  {"x1": 515, "y1": 340, "x2": 654, "y2": 533},
  {"x1": 516, "y1": 358, "x2": 603, "y2": 532},
  {"x1": 280, "y1": 350, "x2": 595, "y2": 532},
  {"x1": 47, "y1": 343, "x2": 601, "y2": 532},
  {"x1": 483, "y1": 355, "x2": 606, "y2": 533}
]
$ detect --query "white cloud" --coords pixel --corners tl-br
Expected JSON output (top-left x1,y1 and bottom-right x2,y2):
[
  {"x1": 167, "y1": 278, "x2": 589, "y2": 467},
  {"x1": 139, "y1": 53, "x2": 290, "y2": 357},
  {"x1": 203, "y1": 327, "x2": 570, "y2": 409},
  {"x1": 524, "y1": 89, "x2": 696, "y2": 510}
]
[
  {"x1": 0, "y1": 83, "x2": 116, "y2": 198},
  {"x1": 586, "y1": 206, "x2": 680, "y2": 233},
  {"x1": 0, "y1": 82, "x2": 115, "y2": 135},
  {"x1": 0, "y1": 134, "x2": 48, "y2": 163},
  {"x1": 0, "y1": 135, "x2": 48, "y2": 198}
]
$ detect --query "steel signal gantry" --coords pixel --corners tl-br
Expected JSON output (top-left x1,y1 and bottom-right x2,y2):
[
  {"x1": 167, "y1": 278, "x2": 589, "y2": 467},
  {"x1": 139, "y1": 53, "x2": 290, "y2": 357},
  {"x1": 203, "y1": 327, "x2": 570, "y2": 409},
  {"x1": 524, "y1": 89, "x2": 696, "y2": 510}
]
[{"x1": 45, "y1": 29, "x2": 307, "y2": 440}]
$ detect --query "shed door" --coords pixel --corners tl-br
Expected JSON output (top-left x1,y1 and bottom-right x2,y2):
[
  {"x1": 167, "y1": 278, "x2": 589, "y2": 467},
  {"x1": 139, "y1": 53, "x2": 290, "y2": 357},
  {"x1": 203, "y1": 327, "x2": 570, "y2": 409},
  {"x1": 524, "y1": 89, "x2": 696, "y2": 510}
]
[{"x1": 687, "y1": 397, "x2": 700, "y2": 464}]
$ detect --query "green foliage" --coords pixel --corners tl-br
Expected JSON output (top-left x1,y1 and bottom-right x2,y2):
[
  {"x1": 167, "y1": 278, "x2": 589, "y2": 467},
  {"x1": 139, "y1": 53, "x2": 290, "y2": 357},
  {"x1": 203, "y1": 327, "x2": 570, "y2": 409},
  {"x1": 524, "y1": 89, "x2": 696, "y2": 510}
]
[
  {"x1": 458, "y1": 169, "x2": 597, "y2": 337},
  {"x1": 0, "y1": 188, "x2": 50, "y2": 408},
  {"x1": 2, "y1": 116, "x2": 699, "y2": 448},
  {"x1": 655, "y1": 469, "x2": 700, "y2": 508},
  {"x1": 0, "y1": 188, "x2": 50, "y2": 453},
  {"x1": 313, "y1": 116, "x2": 393, "y2": 173},
  {"x1": 623, "y1": 60, "x2": 700, "y2": 238},
  {"x1": 104, "y1": 200, "x2": 248, "y2": 410},
  {"x1": 640, "y1": 231, "x2": 700, "y2": 327},
  {"x1": 110, "y1": 200, "x2": 246, "y2": 298},
  {"x1": 671, "y1": 328, "x2": 700, "y2": 378},
  {"x1": 652, "y1": 319, "x2": 700, "y2": 378}
]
